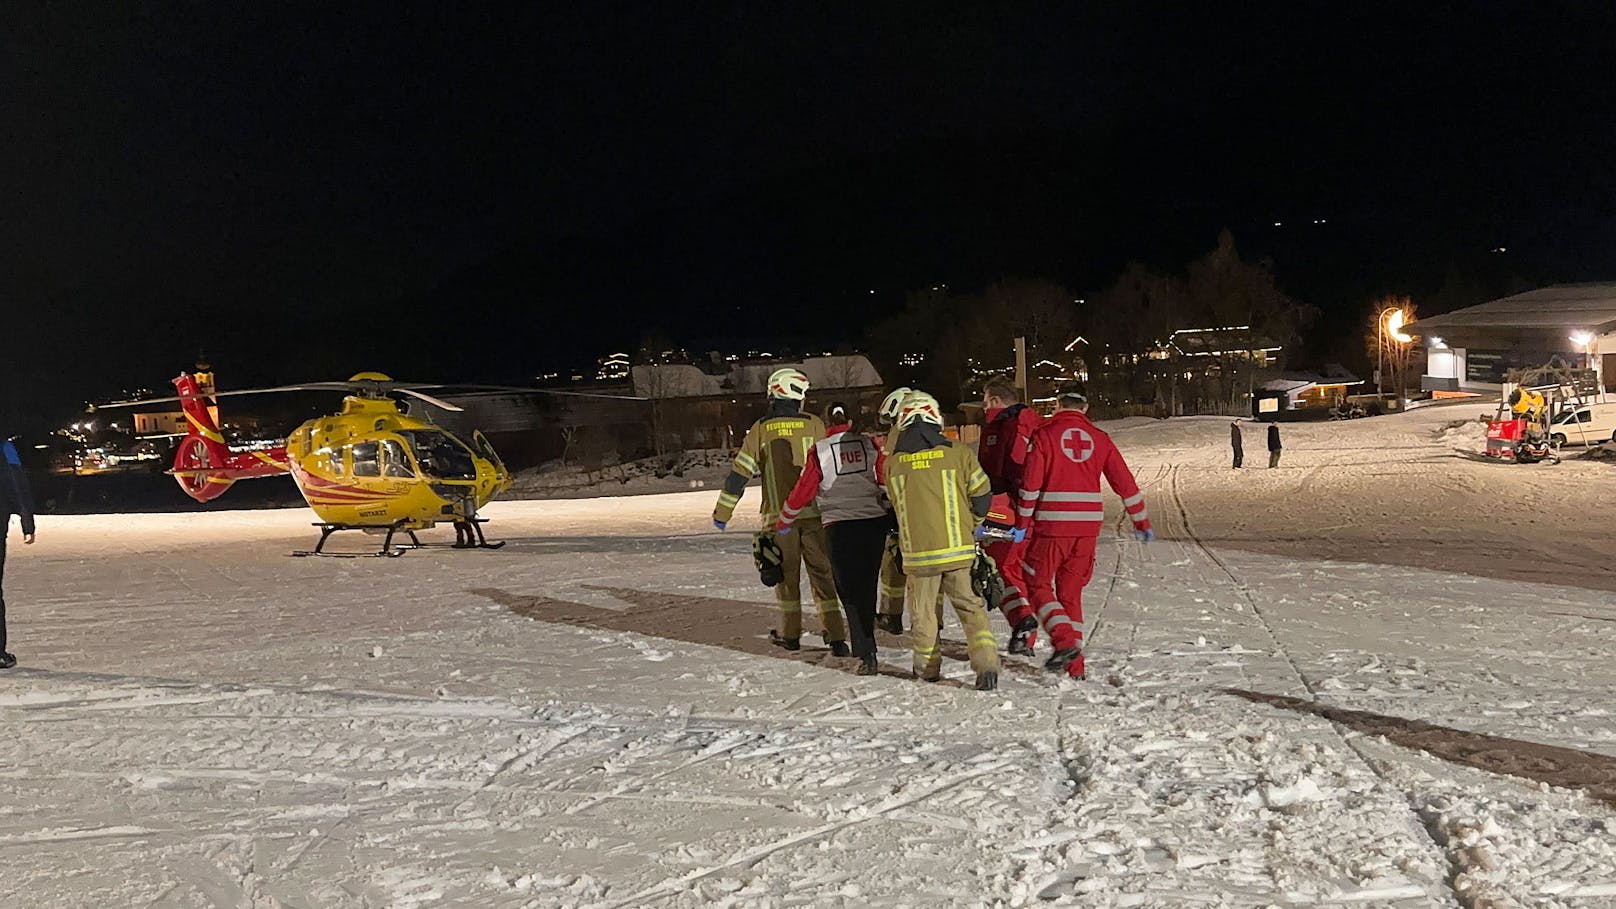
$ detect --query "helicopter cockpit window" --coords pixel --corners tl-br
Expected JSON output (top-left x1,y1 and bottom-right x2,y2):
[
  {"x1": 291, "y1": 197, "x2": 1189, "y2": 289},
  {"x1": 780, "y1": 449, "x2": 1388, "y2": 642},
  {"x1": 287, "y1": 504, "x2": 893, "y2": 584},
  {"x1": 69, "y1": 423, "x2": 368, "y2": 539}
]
[
  {"x1": 351, "y1": 441, "x2": 381, "y2": 477},
  {"x1": 398, "y1": 430, "x2": 477, "y2": 480},
  {"x1": 380, "y1": 439, "x2": 415, "y2": 478}
]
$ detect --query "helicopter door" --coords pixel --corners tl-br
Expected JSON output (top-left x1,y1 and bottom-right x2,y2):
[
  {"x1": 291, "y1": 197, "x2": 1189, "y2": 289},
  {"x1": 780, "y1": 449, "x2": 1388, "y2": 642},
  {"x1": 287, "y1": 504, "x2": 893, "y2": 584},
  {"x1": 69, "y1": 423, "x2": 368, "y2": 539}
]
[{"x1": 471, "y1": 430, "x2": 507, "y2": 474}]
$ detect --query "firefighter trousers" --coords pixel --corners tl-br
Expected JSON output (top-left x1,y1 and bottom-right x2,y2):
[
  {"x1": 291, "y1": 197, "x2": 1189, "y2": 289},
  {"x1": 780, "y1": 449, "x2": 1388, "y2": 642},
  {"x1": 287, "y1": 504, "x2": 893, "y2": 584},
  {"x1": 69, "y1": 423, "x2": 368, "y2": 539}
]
[
  {"x1": 776, "y1": 516, "x2": 847, "y2": 643},
  {"x1": 825, "y1": 516, "x2": 887, "y2": 659},
  {"x1": 1023, "y1": 535, "x2": 1098, "y2": 676},
  {"x1": 982, "y1": 538, "x2": 1038, "y2": 634},
  {"x1": 875, "y1": 518, "x2": 944, "y2": 631},
  {"x1": 905, "y1": 568, "x2": 1000, "y2": 680},
  {"x1": 877, "y1": 530, "x2": 907, "y2": 620}
]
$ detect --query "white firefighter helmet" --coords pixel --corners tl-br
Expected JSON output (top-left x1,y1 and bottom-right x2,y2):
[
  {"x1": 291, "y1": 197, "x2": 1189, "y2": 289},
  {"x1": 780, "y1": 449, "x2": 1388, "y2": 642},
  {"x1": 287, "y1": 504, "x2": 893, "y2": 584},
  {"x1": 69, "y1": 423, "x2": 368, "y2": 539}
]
[
  {"x1": 766, "y1": 367, "x2": 810, "y2": 401},
  {"x1": 878, "y1": 386, "x2": 914, "y2": 424},
  {"x1": 897, "y1": 391, "x2": 944, "y2": 429}
]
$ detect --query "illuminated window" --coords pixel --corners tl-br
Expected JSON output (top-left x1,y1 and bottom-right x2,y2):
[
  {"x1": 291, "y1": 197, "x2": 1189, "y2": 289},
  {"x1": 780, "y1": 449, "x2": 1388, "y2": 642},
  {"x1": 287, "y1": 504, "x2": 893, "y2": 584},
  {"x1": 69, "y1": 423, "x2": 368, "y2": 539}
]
[
  {"x1": 381, "y1": 439, "x2": 415, "y2": 478},
  {"x1": 352, "y1": 442, "x2": 380, "y2": 477}
]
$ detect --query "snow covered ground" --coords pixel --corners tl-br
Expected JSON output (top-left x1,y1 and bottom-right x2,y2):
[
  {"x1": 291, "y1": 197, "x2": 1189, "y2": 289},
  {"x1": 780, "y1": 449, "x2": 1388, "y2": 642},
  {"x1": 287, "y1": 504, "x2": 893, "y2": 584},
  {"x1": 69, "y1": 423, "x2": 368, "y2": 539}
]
[{"x1": 6, "y1": 404, "x2": 1616, "y2": 908}]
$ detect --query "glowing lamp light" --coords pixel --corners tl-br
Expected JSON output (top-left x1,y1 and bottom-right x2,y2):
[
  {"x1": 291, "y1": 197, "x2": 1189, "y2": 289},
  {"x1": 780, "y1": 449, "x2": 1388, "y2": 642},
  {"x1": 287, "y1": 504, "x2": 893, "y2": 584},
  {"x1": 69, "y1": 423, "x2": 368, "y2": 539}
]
[
  {"x1": 1570, "y1": 332, "x2": 1593, "y2": 347},
  {"x1": 1430, "y1": 337, "x2": 1446, "y2": 349},
  {"x1": 1385, "y1": 309, "x2": 1413, "y2": 343}
]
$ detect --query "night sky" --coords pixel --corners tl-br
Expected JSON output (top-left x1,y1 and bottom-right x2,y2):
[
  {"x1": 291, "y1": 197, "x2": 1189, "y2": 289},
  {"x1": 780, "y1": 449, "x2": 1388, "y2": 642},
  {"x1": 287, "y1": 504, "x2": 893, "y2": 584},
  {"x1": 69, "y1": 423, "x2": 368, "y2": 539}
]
[{"x1": 5, "y1": 2, "x2": 1614, "y2": 426}]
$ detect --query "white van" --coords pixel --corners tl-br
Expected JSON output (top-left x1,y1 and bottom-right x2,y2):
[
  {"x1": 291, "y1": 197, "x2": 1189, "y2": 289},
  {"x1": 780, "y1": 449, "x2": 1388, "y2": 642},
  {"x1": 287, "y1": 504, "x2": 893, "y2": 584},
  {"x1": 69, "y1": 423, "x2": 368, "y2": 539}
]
[{"x1": 1549, "y1": 403, "x2": 1616, "y2": 447}]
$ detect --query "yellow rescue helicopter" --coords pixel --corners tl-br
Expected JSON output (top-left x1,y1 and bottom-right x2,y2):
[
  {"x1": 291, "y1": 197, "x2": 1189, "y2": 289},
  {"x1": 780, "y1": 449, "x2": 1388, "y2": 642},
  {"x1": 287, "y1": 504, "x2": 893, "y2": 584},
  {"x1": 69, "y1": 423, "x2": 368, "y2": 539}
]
[{"x1": 109, "y1": 369, "x2": 519, "y2": 556}]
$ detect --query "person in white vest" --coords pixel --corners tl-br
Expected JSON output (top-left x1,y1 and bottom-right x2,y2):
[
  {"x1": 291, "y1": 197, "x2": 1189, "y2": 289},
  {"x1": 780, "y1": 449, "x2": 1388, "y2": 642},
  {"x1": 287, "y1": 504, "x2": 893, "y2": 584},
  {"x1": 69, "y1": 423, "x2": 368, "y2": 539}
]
[{"x1": 776, "y1": 402, "x2": 889, "y2": 675}]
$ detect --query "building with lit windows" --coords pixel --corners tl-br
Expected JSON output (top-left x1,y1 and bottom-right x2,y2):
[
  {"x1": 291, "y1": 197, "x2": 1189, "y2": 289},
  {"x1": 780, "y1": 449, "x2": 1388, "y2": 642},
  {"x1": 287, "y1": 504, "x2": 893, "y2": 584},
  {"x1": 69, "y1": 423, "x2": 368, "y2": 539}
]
[{"x1": 1410, "y1": 283, "x2": 1616, "y2": 395}]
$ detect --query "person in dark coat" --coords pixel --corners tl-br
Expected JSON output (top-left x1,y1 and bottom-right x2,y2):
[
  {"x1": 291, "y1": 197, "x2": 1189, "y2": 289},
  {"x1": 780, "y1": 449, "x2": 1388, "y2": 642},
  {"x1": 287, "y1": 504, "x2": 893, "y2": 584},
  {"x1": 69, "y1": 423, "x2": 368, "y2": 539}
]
[
  {"x1": 1230, "y1": 419, "x2": 1244, "y2": 469},
  {"x1": 1267, "y1": 423, "x2": 1283, "y2": 468},
  {"x1": 1, "y1": 438, "x2": 38, "y2": 669}
]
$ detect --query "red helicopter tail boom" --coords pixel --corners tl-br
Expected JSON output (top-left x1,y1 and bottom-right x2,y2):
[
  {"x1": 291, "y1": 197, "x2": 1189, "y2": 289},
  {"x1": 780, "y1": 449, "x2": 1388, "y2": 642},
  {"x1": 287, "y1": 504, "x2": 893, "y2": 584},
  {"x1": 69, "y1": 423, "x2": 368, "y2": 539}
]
[{"x1": 168, "y1": 372, "x2": 288, "y2": 502}]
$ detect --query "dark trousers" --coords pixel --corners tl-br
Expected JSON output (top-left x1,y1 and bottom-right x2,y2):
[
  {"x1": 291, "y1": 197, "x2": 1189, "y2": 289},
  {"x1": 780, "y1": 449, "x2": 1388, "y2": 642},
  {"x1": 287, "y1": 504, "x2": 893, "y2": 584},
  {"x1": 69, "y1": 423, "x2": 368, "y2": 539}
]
[
  {"x1": 1232, "y1": 447, "x2": 1243, "y2": 468},
  {"x1": 1, "y1": 527, "x2": 8, "y2": 651},
  {"x1": 1268, "y1": 450, "x2": 1281, "y2": 468},
  {"x1": 826, "y1": 516, "x2": 888, "y2": 658}
]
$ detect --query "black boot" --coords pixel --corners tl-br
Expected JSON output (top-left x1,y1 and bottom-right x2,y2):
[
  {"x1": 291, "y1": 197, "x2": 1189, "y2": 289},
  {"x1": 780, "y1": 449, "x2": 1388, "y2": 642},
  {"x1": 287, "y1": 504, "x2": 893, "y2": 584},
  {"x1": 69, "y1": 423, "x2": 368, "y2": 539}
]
[
  {"x1": 857, "y1": 654, "x2": 878, "y2": 676},
  {"x1": 768, "y1": 630, "x2": 800, "y2": 651},
  {"x1": 0, "y1": 652, "x2": 15, "y2": 670},
  {"x1": 1008, "y1": 616, "x2": 1038, "y2": 656},
  {"x1": 975, "y1": 670, "x2": 998, "y2": 691},
  {"x1": 875, "y1": 614, "x2": 903, "y2": 635},
  {"x1": 1044, "y1": 647, "x2": 1082, "y2": 672},
  {"x1": 829, "y1": 640, "x2": 851, "y2": 657}
]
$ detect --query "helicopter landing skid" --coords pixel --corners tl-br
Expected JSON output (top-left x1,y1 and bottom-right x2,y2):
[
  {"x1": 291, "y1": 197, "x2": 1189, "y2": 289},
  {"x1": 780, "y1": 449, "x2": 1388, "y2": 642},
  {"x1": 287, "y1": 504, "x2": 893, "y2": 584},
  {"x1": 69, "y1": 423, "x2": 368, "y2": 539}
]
[
  {"x1": 292, "y1": 521, "x2": 421, "y2": 558},
  {"x1": 397, "y1": 518, "x2": 506, "y2": 551}
]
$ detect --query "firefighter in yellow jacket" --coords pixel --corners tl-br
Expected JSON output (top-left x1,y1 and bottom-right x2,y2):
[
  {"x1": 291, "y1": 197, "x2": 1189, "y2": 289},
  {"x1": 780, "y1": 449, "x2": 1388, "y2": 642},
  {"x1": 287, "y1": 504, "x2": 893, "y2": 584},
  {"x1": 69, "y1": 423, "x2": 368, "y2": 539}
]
[
  {"x1": 713, "y1": 368, "x2": 850, "y2": 654},
  {"x1": 880, "y1": 392, "x2": 1001, "y2": 690}
]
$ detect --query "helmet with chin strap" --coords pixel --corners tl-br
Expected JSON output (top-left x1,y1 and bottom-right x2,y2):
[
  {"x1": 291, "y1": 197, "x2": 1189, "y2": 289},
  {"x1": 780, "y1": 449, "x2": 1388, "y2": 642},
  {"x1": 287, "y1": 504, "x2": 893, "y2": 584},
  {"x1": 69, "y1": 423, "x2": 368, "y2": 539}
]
[
  {"x1": 878, "y1": 387, "x2": 913, "y2": 425},
  {"x1": 766, "y1": 368, "x2": 810, "y2": 401},
  {"x1": 896, "y1": 392, "x2": 944, "y2": 429}
]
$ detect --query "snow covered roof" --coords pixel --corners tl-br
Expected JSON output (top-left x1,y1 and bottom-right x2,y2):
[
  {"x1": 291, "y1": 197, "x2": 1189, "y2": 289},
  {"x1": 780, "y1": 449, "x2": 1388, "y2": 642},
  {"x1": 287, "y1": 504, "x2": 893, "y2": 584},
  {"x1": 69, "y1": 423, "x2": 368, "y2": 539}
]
[
  {"x1": 631, "y1": 365, "x2": 723, "y2": 398},
  {"x1": 727, "y1": 355, "x2": 883, "y2": 396},
  {"x1": 1410, "y1": 282, "x2": 1616, "y2": 334},
  {"x1": 1259, "y1": 365, "x2": 1362, "y2": 392}
]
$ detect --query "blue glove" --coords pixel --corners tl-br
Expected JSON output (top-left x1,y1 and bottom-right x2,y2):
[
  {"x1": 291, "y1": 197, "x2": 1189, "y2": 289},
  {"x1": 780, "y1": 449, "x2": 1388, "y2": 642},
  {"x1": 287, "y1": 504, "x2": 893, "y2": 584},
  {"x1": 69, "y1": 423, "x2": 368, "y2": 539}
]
[
  {"x1": 777, "y1": 524, "x2": 793, "y2": 536},
  {"x1": 972, "y1": 525, "x2": 987, "y2": 541},
  {"x1": 1134, "y1": 528, "x2": 1154, "y2": 544},
  {"x1": 713, "y1": 520, "x2": 727, "y2": 532},
  {"x1": 1009, "y1": 527, "x2": 1028, "y2": 543}
]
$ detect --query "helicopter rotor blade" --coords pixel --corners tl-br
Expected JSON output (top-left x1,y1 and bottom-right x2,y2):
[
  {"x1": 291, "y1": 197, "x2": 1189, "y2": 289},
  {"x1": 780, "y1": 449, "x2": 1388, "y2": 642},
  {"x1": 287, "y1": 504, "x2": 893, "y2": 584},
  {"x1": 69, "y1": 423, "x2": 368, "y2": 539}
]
[
  {"x1": 394, "y1": 389, "x2": 464, "y2": 412},
  {"x1": 407, "y1": 384, "x2": 649, "y2": 402}
]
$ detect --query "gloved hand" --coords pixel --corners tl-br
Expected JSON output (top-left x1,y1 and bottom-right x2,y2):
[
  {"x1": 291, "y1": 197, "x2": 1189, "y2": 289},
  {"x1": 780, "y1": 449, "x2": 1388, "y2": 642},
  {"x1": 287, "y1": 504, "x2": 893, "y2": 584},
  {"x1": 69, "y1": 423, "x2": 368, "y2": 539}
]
[
  {"x1": 1134, "y1": 528, "x2": 1154, "y2": 544},
  {"x1": 777, "y1": 523, "x2": 793, "y2": 536},
  {"x1": 1008, "y1": 526, "x2": 1028, "y2": 544},
  {"x1": 713, "y1": 519, "x2": 727, "y2": 532},
  {"x1": 972, "y1": 524, "x2": 987, "y2": 542}
]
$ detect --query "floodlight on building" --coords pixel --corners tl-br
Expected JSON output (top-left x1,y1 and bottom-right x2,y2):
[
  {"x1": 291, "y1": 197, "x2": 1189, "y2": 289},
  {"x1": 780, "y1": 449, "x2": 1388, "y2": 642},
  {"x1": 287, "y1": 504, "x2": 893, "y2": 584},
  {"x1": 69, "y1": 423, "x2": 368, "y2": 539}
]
[
  {"x1": 1570, "y1": 332, "x2": 1592, "y2": 347},
  {"x1": 1429, "y1": 337, "x2": 1446, "y2": 349}
]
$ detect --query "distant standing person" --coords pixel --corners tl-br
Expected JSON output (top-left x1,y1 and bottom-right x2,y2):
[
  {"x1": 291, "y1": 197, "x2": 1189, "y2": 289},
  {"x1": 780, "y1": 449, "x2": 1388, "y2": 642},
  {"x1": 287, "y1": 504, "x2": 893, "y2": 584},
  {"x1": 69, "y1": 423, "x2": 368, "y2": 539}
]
[
  {"x1": 1230, "y1": 418, "x2": 1244, "y2": 469},
  {"x1": 1267, "y1": 422, "x2": 1282, "y2": 468},
  {"x1": 1, "y1": 437, "x2": 38, "y2": 670}
]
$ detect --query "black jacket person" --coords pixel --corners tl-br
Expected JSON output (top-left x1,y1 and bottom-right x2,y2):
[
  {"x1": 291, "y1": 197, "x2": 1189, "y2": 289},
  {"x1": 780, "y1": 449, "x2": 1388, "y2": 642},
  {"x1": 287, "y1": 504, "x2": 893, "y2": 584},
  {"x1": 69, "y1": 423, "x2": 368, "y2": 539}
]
[{"x1": 1, "y1": 438, "x2": 37, "y2": 668}]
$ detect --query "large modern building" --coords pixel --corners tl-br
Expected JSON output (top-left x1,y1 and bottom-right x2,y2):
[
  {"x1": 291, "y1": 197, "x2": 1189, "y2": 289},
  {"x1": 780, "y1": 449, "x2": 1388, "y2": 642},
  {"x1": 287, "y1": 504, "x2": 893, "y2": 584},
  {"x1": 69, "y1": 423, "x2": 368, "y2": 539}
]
[{"x1": 1410, "y1": 282, "x2": 1616, "y2": 394}]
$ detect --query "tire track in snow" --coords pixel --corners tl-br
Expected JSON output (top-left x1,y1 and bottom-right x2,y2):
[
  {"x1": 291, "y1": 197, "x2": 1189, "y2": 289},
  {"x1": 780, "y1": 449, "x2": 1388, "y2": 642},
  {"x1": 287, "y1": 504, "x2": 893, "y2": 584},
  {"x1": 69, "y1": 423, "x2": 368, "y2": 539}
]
[{"x1": 1168, "y1": 463, "x2": 1470, "y2": 906}]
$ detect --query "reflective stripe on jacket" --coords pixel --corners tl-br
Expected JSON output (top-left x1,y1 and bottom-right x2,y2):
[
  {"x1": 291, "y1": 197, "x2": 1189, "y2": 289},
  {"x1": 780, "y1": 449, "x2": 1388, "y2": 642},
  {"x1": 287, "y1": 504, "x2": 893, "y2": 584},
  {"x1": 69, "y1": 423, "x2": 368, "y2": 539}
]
[
  {"x1": 1016, "y1": 410, "x2": 1149, "y2": 538},
  {"x1": 779, "y1": 427, "x2": 887, "y2": 527},
  {"x1": 886, "y1": 441, "x2": 990, "y2": 575}
]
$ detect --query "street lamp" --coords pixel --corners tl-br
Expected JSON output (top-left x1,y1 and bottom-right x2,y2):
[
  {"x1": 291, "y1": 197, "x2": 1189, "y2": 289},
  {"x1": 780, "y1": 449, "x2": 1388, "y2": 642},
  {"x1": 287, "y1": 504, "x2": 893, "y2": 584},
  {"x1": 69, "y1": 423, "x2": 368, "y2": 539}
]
[
  {"x1": 1378, "y1": 307, "x2": 1413, "y2": 401},
  {"x1": 1570, "y1": 332, "x2": 1600, "y2": 401}
]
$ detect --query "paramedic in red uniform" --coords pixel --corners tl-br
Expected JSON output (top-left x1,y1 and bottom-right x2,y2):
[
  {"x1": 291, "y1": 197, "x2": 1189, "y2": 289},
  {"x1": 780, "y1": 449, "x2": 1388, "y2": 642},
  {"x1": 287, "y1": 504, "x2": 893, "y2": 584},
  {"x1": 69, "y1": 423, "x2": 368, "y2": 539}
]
[
  {"x1": 976, "y1": 377, "x2": 1044, "y2": 655},
  {"x1": 1015, "y1": 389, "x2": 1153, "y2": 679}
]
